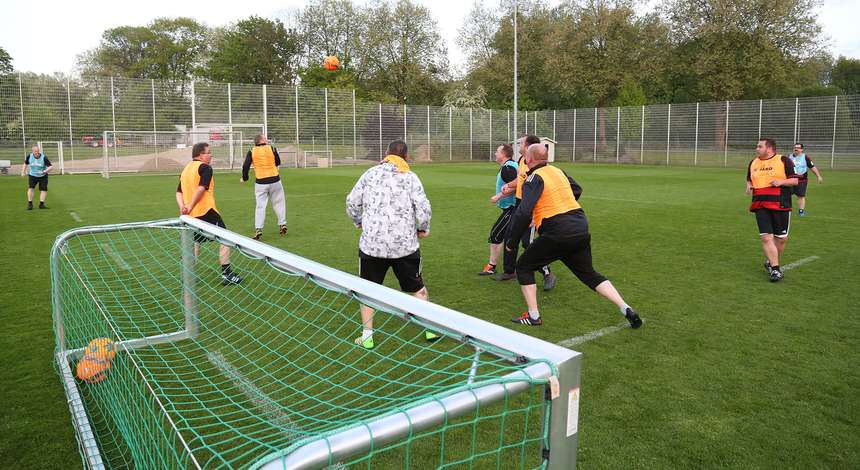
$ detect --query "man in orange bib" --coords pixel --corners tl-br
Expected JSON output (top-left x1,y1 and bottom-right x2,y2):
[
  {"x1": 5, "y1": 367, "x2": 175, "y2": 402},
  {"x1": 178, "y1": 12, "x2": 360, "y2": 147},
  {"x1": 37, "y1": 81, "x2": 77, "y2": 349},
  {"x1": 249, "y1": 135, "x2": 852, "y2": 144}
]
[
  {"x1": 745, "y1": 137, "x2": 799, "y2": 282},
  {"x1": 241, "y1": 134, "x2": 287, "y2": 240},
  {"x1": 506, "y1": 143, "x2": 642, "y2": 328},
  {"x1": 176, "y1": 142, "x2": 242, "y2": 285}
]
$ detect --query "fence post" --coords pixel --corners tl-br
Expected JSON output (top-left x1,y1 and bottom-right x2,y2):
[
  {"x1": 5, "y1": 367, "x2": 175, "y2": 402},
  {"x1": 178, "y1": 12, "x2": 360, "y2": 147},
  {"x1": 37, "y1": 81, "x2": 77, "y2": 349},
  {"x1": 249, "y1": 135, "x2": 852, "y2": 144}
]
[
  {"x1": 149, "y1": 79, "x2": 157, "y2": 169},
  {"x1": 403, "y1": 103, "x2": 407, "y2": 142},
  {"x1": 67, "y1": 76, "x2": 74, "y2": 169},
  {"x1": 110, "y1": 76, "x2": 117, "y2": 164},
  {"x1": 18, "y1": 72, "x2": 26, "y2": 148},
  {"x1": 793, "y1": 97, "x2": 799, "y2": 143},
  {"x1": 469, "y1": 108, "x2": 473, "y2": 160},
  {"x1": 379, "y1": 103, "x2": 383, "y2": 159},
  {"x1": 593, "y1": 108, "x2": 597, "y2": 162},
  {"x1": 724, "y1": 101, "x2": 730, "y2": 167},
  {"x1": 525, "y1": 111, "x2": 528, "y2": 135},
  {"x1": 352, "y1": 89, "x2": 357, "y2": 162},
  {"x1": 694, "y1": 102, "x2": 699, "y2": 166},
  {"x1": 449, "y1": 107, "x2": 452, "y2": 160},
  {"x1": 427, "y1": 105, "x2": 431, "y2": 161},
  {"x1": 572, "y1": 109, "x2": 577, "y2": 162},
  {"x1": 831, "y1": 95, "x2": 838, "y2": 169},
  {"x1": 227, "y1": 83, "x2": 234, "y2": 168},
  {"x1": 190, "y1": 80, "x2": 196, "y2": 131},
  {"x1": 262, "y1": 84, "x2": 268, "y2": 136},
  {"x1": 507, "y1": 109, "x2": 510, "y2": 142},
  {"x1": 553, "y1": 109, "x2": 556, "y2": 142},
  {"x1": 616, "y1": 107, "x2": 620, "y2": 164},
  {"x1": 489, "y1": 109, "x2": 493, "y2": 160},
  {"x1": 325, "y1": 88, "x2": 330, "y2": 154},
  {"x1": 666, "y1": 103, "x2": 671, "y2": 165},
  {"x1": 757, "y1": 99, "x2": 762, "y2": 138},
  {"x1": 640, "y1": 105, "x2": 645, "y2": 165}
]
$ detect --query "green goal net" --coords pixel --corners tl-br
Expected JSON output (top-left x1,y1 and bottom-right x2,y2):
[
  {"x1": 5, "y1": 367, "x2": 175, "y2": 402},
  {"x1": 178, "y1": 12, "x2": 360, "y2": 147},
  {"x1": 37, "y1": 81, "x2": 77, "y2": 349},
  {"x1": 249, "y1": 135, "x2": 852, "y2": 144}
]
[{"x1": 51, "y1": 217, "x2": 581, "y2": 469}]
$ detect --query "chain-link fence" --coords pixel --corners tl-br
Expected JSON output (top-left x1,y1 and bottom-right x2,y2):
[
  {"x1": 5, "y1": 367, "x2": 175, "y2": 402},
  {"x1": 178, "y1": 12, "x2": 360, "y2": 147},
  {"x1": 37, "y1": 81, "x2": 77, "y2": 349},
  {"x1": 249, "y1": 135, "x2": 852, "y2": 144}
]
[{"x1": 2, "y1": 73, "x2": 859, "y2": 174}]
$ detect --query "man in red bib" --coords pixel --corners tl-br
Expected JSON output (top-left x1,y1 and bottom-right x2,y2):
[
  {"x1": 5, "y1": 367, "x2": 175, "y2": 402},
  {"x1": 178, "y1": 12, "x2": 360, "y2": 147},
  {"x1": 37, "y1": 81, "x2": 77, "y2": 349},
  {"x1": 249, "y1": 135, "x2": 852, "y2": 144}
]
[{"x1": 745, "y1": 138, "x2": 799, "y2": 282}]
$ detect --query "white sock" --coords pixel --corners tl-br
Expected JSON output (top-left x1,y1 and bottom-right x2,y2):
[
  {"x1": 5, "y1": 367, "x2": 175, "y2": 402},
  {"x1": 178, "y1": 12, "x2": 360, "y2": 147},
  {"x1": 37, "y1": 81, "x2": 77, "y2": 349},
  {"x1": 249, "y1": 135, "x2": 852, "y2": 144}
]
[
  {"x1": 528, "y1": 309, "x2": 540, "y2": 320},
  {"x1": 361, "y1": 328, "x2": 373, "y2": 341},
  {"x1": 619, "y1": 304, "x2": 631, "y2": 315}
]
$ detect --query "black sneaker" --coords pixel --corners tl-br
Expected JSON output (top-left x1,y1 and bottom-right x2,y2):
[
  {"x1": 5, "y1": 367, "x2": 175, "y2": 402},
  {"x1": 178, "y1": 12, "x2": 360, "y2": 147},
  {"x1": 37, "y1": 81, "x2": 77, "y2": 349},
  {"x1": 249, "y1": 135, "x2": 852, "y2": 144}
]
[
  {"x1": 27, "y1": 202, "x2": 33, "y2": 210},
  {"x1": 495, "y1": 272, "x2": 516, "y2": 281},
  {"x1": 625, "y1": 308, "x2": 643, "y2": 329},
  {"x1": 222, "y1": 271, "x2": 243, "y2": 285},
  {"x1": 769, "y1": 269, "x2": 783, "y2": 282},
  {"x1": 38, "y1": 202, "x2": 47, "y2": 209},
  {"x1": 764, "y1": 260, "x2": 773, "y2": 274},
  {"x1": 543, "y1": 272, "x2": 557, "y2": 291},
  {"x1": 252, "y1": 229, "x2": 263, "y2": 240},
  {"x1": 511, "y1": 312, "x2": 543, "y2": 326},
  {"x1": 279, "y1": 225, "x2": 288, "y2": 236}
]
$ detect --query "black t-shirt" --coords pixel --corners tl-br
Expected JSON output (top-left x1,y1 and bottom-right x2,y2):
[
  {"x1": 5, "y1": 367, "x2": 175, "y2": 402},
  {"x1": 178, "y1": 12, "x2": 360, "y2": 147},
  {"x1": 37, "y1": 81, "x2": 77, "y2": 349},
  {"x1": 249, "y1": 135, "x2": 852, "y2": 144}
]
[{"x1": 176, "y1": 162, "x2": 213, "y2": 192}]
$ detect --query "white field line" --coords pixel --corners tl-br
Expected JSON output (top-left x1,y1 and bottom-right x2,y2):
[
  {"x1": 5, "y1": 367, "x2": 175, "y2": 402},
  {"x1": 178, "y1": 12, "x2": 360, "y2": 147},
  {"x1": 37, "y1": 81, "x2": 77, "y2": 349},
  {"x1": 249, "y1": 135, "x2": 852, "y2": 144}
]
[
  {"x1": 206, "y1": 351, "x2": 347, "y2": 469},
  {"x1": 69, "y1": 211, "x2": 82, "y2": 222},
  {"x1": 98, "y1": 243, "x2": 131, "y2": 271},
  {"x1": 782, "y1": 255, "x2": 820, "y2": 271},
  {"x1": 557, "y1": 321, "x2": 637, "y2": 348}
]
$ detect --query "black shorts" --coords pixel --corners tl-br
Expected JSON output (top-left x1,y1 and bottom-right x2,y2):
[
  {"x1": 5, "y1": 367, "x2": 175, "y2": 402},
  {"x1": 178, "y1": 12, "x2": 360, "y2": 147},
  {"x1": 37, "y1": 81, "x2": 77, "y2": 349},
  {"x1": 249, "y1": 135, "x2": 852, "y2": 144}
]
[
  {"x1": 754, "y1": 209, "x2": 790, "y2": 238},
  {"x1": 28, "y1": 175, "x2": 48, "y2": 191},
  {"x1": 488, "y1": 207, "x2": 515, "y2": 244},
  {"x1": 194, "y1": 209, "x2": 226, "y2": 243},
  {"x1": 792, "y1": 180, "x2": 808, "y2": 197},
  {"x1": 359, "y1": 250, "x2": 424, "y2": 293},
  {"x1": 516, "y1": 232, "x2": 606, "y2": 289}
]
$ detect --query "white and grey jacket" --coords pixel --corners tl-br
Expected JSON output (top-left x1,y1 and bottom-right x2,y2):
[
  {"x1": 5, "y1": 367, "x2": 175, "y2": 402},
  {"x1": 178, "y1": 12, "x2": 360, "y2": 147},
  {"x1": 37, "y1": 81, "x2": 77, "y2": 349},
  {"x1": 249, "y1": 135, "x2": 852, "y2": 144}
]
[{"x1": 346, "y1": 162, "x2": 432, "y2": 259}]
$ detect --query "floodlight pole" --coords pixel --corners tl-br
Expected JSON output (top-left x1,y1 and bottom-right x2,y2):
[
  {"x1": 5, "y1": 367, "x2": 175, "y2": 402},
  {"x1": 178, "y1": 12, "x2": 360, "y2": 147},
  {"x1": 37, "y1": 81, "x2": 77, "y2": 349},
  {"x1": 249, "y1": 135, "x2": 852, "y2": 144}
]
[{"x1": 512, "y1": 1, "x2": 518, "y2": 154}]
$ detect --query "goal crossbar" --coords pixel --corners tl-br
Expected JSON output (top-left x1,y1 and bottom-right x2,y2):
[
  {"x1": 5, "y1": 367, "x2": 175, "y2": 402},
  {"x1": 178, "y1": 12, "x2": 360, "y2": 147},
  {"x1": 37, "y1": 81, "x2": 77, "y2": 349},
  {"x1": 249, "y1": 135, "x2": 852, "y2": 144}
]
[{"x1": 51, "y1": 216, "x2": 582, "y2": 469}]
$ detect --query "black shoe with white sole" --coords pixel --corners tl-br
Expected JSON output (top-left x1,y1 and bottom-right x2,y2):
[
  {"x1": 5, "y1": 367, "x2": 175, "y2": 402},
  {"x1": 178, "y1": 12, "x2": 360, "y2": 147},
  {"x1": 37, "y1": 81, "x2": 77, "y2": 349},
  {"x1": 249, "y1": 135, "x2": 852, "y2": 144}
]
[{"x1": 625, "y1": 308, "x2": 643, "y2": 329}]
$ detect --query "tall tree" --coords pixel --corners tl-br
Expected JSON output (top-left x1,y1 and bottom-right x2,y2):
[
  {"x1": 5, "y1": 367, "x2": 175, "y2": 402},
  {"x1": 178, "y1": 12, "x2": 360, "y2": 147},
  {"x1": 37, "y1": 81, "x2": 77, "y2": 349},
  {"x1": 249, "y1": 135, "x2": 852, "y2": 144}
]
[
  {"x1": 299, "y1": 0, "x2": 363, "y2": 66},
  {"x1": 0, "y1": 46, "x2": 12, "y2": 75},
  {"x1": 204, "y1": 16, "x2": 302, "y2": 85},
  {"x1": 78, "y1": 18, "x2": 207, "y2": 93},
  {"x1": 831, "y1": 56, "x2": 860, "y2": 95}
]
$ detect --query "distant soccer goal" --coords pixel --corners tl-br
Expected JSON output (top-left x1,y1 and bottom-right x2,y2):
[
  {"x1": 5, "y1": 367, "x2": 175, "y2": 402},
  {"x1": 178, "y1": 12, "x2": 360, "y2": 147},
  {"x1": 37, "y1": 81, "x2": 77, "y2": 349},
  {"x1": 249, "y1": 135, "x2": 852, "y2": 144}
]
[
  {"x1": 37, "y1": 141, "x2": 65, "y2": 175},
  {"x1": 52, "y1": 217, "x2": 581, "y2": 469},
  {"x1": 91, "y1": 130, "x2": 245, "y2": 178},
  {"x1": 302, "y1": 150, "x2": 333, "y2": 168}
]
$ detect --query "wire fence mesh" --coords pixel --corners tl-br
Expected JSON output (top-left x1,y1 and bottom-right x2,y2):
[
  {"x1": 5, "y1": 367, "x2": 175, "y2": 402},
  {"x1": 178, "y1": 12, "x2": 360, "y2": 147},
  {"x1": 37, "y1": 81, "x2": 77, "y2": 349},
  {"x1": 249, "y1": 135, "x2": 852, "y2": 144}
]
[{"x1": 2, "y1": 73, "x2": 859, "y2": 174}]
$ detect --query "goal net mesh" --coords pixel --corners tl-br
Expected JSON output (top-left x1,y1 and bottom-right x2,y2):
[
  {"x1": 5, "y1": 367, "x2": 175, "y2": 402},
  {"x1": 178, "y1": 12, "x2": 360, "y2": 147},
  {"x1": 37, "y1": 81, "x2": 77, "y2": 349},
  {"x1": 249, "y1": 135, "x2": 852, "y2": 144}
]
[{"x1": 53, "y1": 223, "x2": 552, "y2": 469}]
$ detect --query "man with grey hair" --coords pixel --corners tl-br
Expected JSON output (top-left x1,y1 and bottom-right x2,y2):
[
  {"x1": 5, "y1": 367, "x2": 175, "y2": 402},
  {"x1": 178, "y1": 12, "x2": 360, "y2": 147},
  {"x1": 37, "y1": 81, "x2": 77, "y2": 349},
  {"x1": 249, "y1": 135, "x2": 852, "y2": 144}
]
[
  {"x1": 507, "y1": 143, "x2": 642, "y2": 328},
  {"x1": 22, "y1": 145, "x2": 53, "y2": 210},
  {"x1": 346, "y1": 140, "x2": 436, "y2": 349},
  {"x1": 241, "y1": 134, "x2": 287, "y2": 240}
]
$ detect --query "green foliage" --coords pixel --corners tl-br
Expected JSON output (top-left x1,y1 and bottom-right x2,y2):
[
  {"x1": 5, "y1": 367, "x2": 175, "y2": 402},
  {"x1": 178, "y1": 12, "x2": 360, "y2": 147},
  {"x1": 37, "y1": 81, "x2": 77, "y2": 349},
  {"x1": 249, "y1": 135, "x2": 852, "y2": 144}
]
[
  {"x1": 831, "y1": 56, "x2": 860, "y2": 95},
  {"x1": 0, "y1": 46, "x2": 12, "y2": 75},
  {"x1": 298, "y1": 64, "x2": 357, "y2": 89},
  {"x1": 203, "y1": 16, "x2": 301, "y2": 85}
]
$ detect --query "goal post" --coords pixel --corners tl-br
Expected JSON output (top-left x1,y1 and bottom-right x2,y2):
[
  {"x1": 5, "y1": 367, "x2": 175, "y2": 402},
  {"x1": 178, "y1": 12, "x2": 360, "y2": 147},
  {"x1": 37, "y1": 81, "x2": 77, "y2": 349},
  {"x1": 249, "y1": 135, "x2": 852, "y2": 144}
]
[{"x1": 52, "y1": 217, "x2": 582, "y2": 469}]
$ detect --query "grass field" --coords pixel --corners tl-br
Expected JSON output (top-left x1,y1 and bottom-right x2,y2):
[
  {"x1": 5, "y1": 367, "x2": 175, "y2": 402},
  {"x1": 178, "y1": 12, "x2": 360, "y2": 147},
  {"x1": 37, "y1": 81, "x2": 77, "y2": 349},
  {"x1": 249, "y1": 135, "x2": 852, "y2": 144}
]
[{"x1": 1, "y1": 162, "x2": 859, "y2": 469}]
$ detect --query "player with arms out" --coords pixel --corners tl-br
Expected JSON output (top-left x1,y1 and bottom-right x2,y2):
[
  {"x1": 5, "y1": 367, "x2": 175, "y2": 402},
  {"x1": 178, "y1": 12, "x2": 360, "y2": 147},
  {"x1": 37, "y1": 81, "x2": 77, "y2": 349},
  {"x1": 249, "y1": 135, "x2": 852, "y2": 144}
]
[
  {"x1": 22, "y1": 145, "x2": 53, "y2": 210},
  {"x1": 787, "y1": 143, "x2": 823, "y2": 217},
  {"x1": 479, "y1": 144, "x2": 518, "y2": 276},
  {"x1": 176, "y1": 142, "x2": 243, "y2": 285},
  {"x1": 746, "y1": 138, "x2": 799, "y2": 282}
]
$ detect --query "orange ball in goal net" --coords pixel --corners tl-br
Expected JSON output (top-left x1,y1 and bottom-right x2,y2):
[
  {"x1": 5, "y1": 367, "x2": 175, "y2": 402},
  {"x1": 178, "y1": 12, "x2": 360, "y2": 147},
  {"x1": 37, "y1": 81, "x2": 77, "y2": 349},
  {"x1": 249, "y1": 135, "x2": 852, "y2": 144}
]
[{"x1": 323, "y1": 56, "x2": 340, "y2": 71}]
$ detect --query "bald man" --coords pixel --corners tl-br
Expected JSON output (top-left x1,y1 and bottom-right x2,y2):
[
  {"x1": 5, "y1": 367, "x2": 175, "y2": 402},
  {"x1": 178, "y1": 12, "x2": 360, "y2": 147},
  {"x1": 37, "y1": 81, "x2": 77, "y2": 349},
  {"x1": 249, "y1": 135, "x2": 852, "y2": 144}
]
[{"x1": 506, "y1": 144, "x2": 642, "y2": 328}]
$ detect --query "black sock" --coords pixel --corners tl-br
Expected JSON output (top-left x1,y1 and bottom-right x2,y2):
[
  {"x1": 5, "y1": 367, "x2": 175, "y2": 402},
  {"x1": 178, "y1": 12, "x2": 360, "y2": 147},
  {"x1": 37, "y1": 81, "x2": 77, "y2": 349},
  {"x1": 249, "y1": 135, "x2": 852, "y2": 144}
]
[{"x1": 221, "y1": 263, "x2": 231, "y2": 274}]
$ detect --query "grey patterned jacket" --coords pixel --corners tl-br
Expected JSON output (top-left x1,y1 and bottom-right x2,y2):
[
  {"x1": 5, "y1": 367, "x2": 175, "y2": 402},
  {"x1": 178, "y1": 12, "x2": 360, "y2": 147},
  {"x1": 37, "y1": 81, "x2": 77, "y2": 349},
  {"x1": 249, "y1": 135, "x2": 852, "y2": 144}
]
[{"x1": 346, "y1": 162, "x2": 432, "y2": 259}]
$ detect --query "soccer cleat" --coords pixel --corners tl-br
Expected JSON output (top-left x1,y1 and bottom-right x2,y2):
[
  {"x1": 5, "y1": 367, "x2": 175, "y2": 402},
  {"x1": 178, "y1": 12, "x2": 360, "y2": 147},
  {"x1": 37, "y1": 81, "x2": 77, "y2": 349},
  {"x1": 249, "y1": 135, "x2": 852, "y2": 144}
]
[
  {"x1": 511, "y1": 312, "x2": 543, "y2": 326},
  {"x1": 798, "y1": 209, "x2": 806, "y2": 217},
  {"x1": 38, "y1": 202, "x2": 47, "y2": 209},
  {"x1": 478, "y1": 264, "x2": 496, "y2": 276},
  {"x1": 494, "y1": 272, "x2": 517, "y2": 281},
  {"x1": 279, "y1": 225, "x2": 288, "y2": 236},
  {"x1": 27, "y1": 202, "x2": 33, "y2": 210},
  {"x1": 543, "y1": 272, "x2": 557, "y2": 291},
  {"x1": 769, "y1": 269, "x2": 784, "y2": 282},
  {"x1": 624, "y1": 308, "x2": 643, "y2": 329},
  {"x1": 221, "y1": 270, "x2": 243, "y2": 285},
  {"x1": 252, "y1": 228, "x2": 263, "y2": 240},
  {"x1": 764, "y1": 259, "x2": 773, "y2": 274},
  {"x1": 355, "y1": 335, "x2": 375, "y2": 349},
  {"x1": 424, "y1": 331, "x2": 440, "y2": 342}
]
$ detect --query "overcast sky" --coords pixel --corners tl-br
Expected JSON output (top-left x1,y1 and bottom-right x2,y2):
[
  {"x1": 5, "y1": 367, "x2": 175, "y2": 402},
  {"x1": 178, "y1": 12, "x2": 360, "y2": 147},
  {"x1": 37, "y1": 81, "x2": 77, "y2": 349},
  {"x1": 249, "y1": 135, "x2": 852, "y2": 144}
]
[{"x1": 2, "y1": 0, "x2": 858, "y2": 76}]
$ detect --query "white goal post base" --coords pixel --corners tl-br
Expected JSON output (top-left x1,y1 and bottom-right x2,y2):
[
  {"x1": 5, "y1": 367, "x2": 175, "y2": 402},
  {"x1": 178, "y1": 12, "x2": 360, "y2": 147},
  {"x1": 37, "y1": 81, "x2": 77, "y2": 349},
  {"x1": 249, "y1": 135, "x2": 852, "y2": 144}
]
[{"x1": 52, "y1": 216, "x2": 582, "y2": 469}]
